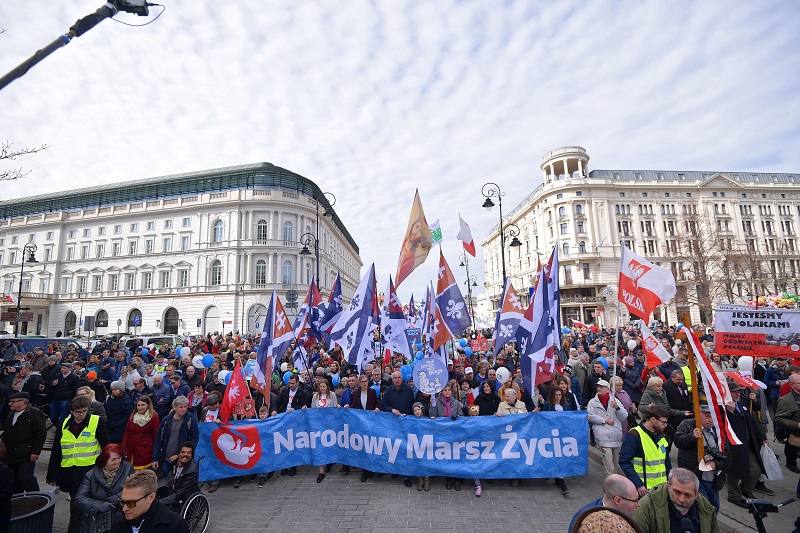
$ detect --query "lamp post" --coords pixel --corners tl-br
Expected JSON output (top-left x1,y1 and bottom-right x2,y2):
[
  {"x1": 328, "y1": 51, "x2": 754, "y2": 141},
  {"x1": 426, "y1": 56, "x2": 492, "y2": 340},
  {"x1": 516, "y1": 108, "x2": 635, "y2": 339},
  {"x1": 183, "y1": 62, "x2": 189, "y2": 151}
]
[
  {"x1": 312, "y1": 192, "x2": 336, "y2": 287},
  {"x1": 459, "y1": 253, "x2": 477, "y2": 332},
  {"x1": 15, "y1": 243, "x2": 38, "y2": 335},
  {"x1": 239, "y1": 283, "x2": 246, "y2": 335},
  {"x1": 77, "y1": 291, "x2": 85, "y2": 339},
  {"x1": 298, "y1": 232, "x2": 319, "y2": 286},
  {"x1": 481, "y1": 182, "x2": 522, "y2": 286}
]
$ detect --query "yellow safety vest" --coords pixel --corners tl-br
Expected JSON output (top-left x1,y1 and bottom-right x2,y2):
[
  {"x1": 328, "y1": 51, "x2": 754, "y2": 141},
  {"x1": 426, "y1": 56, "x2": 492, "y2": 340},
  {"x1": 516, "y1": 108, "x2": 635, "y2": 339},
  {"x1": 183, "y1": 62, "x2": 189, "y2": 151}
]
[
  {"x1": 631, "y1": 425, "x2": 668, "y2": 489},
  {"x1": 681, "y1": 365, "x2": 693, "y2": 392},
  {"x1": 60, "y1": 415, "x2": 102, "y2": 468}
]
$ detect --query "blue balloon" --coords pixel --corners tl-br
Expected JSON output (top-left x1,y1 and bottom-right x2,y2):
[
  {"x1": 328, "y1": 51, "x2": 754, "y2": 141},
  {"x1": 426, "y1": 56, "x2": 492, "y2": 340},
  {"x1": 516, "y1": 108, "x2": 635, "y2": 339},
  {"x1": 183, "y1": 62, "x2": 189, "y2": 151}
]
[
  {"x1": 562, "y1": 327, "x2": 571, "y2": 334},
  {"x1": 202, "y1": 354, "x2": 215, "y2": 368},
  {"x1": 400, "y1": 365, "x2": 413, "y2": 382},
  {"x1": 415, "y1": 351, "x2": 424, "y2": 361},
  {"x1": 459, "y1": 339, "x2": 467, "y2": 348},
  {"x1": 598, "y1": 356, "x2": 608, "y2": 370},
  {"x1": 675, "y1": 322, "x2": 685, "y2": 331},
  {"x1": 332, "y1": 375, "x2": 341, "y2": 387},
  {"x1": 283, "y1": 372, "x2": 291, "y2": 386},
  {"x1": 371, "y1": 384, "x2": 382, "y2": 396},
  {"x1": 141, "y1": 348, "x2": 149, "y2": 356},
  {"x1": 416, "y1": 343, "x2": 423, "y2": 351},
  {"x1": 464, "y1": 347, "x2": 472, "y2": 357}
]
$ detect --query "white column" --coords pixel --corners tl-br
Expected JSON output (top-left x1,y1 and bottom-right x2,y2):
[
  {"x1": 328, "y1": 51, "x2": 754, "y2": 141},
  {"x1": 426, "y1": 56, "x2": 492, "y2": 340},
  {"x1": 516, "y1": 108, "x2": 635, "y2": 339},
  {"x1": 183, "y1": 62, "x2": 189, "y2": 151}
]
[{"x1": 578, "y1": 159, "x2": 584, "y2": 176}]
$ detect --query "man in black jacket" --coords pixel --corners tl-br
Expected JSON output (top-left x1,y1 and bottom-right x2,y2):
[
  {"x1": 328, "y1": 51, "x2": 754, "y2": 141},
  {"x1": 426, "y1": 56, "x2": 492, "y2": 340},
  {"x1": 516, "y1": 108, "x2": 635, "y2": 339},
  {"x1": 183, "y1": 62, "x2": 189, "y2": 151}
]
[
  {"x1": 380, "y1": 371, "x2": 416, "y2": 488},
  {"x1": 2, "y1": 392, "x2": 47, "y2": 493},
  {"x1": 158, "y1": 442, "x2": 199, "y2": 507},
  {"x1": 663, "y1": 370, "x2": 693, "y2": 429},
  {"x1": 113, "y1": 469, "x2": 188, "y2": 533},
  {"x1": 272, "y1": 374, "x2": 308, "y2": 476},
  {"x1": 674, "y1": 404, "x2": 727, "y2": 511},
  {"x1": 51, "y1": 361, "x2": 82, "y2": 425}
]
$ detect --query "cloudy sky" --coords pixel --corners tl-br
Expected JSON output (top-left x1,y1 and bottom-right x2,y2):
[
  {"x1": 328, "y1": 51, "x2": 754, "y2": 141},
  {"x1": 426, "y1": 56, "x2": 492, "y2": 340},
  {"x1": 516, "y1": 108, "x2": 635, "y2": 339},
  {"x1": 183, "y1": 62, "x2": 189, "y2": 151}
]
[{"x1": 1, "y1": 0, "x2": 798, "y2": 302}]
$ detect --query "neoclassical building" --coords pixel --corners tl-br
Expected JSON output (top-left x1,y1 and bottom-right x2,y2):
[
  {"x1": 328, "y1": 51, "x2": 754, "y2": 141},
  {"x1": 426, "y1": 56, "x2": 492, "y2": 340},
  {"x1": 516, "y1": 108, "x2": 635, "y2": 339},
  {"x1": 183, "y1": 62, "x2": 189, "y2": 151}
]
[
  {"x1": 0, "y1": 163, "x2": 362, "y2": 337},
  {"x1": 482, "y1": 146, "x2": 800, "y2": 327}
]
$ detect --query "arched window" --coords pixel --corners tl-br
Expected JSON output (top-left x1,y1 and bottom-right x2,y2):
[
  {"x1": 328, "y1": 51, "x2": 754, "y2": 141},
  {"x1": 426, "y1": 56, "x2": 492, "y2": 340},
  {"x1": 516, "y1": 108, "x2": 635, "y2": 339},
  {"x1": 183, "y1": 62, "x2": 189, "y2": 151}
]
[
  {"x1": 127, "y1": 308, "x2": 142, "y2": 328},
  {"x1": 562, "y1": 242, "x2": 570, "y2": 256},
  {"x1": 283, "y1": 221, "x2": 293, "y2": 242},
  {"x1": 96, "y1": 310, "x2": 109, "y2": 328},
  {"x1": 579, "y1": 241, "x2": 586, "y2": 253},
  {"x1": 209, "y1": 260, "x2": 223, "y2": 286},
  {"x1": 212, "y1": 220, "x2": 224, "y2": 243},
  {"x1": 282, "y1": 260, "x2": 293, "y2": 285},
  {"x1": 255, "y1": 260, "x2": 267, "y2": 285},
  {"x1": 164, "y1": 307, "x2": 179, "y2": 334},
  {"x1": 558, "y1": 206, "x2": 566, "y2": 217},
  {"x1": 256, "y1": 219, "x2": 268, "y2": 241},
  {"x1": 575, "y1": 204, "x2": 583, "y2": 215},
  {"x1": 65, "y1": 311, "x2": 77, "y2": 336}
]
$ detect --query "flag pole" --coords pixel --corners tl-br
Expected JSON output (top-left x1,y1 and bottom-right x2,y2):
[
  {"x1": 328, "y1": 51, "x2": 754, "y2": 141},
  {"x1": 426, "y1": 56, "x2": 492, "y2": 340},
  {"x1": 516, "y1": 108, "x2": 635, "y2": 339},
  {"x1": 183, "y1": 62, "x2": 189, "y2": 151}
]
[
  {"x1": 611, "y1": 243, "x2": 623, "y2": 402},
  {"x1": 677, "y1": 319, "x2": 705, "y2": 465}
]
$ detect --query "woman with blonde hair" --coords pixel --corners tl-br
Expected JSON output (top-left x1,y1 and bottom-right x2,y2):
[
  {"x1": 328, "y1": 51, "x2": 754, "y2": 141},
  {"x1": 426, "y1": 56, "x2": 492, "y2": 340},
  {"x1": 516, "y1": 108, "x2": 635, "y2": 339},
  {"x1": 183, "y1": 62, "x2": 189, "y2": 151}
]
[
  {"x1": 121, "y1": 395, "x2": 160, "y2": 470},
  {"x1": 76, "y1": 385, "x2": 108, "y2": 421}
]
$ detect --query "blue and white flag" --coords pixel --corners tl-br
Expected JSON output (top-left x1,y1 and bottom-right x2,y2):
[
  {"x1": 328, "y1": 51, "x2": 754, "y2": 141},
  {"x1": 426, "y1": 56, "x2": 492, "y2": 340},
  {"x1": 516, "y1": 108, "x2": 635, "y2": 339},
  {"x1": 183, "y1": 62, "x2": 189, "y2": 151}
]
[
  {"x1": 382, "y1": 276, "x2": 413, "y2": 360},
  {"x1": 434, "y1": 251, "x2": 472, "y2": 338},
  {"x1": 320, "y1": 272, "x2": 343, "y2": 347},
  {"x1": 330, "y1": 265, "x2": 379, "y2": 371},
  {"x1": 517, "y1": 266, "x2": 551, "y2": 393},
  {"x1": 253, "y1": 291, "x2": 295, "y2": 387}
]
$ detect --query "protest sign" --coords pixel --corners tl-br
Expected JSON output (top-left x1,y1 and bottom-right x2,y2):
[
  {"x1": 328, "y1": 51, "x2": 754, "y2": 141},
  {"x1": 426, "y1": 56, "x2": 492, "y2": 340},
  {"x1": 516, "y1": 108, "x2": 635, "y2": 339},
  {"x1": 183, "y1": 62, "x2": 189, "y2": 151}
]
[{"x1": 715, "y1": 305, "x2": 800, "y2": 357}]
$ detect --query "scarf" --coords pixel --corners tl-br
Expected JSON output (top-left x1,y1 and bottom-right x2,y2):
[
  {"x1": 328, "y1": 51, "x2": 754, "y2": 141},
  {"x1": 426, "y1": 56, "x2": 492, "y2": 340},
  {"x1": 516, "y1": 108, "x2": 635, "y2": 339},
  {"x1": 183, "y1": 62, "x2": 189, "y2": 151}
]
[
  {"x1": 133, "y1": 412, "x2": 152, "y2": 427},
  {"x1": 103, "y1": 467, "x2": 118, "y2": 486},
  {"x1": 441, "y1": 394, "x2": 453, "y2": 417},
  {"x1": 598, "y1": 392, "x2": 610, "y2": 410}
]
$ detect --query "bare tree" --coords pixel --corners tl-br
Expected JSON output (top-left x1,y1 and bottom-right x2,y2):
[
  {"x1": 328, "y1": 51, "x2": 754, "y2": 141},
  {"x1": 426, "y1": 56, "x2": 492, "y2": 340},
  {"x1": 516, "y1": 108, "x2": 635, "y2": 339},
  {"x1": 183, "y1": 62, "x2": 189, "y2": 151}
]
[{"x1": 1, "y1": 141, "x2": 49, "y2": 181}]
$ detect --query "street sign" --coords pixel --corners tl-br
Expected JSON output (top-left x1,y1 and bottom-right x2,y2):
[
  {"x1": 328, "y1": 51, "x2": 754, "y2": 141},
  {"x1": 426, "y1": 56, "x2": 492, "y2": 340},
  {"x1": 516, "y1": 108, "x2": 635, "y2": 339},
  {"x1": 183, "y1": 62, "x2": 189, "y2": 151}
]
[
  {"x1": 1, "y1": 311, "x2": 16, "y2": 322},
  {"x1": 197, "y1": 319, "x2": 202, "y2": 327},
  {"x1": 133, "y1": 315, "x2": 141, "y2": 326},
  {"x1": 286, "y1": 290, "x2": 298, "y2": 303}
]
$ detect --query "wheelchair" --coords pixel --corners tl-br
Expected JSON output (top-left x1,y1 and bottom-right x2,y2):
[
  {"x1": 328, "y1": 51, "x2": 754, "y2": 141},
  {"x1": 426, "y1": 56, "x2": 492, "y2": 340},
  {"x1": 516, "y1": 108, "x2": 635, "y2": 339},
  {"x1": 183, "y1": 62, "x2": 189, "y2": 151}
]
[{"x1": 160, "y1": 456, "x2": 211, "y2": 533}]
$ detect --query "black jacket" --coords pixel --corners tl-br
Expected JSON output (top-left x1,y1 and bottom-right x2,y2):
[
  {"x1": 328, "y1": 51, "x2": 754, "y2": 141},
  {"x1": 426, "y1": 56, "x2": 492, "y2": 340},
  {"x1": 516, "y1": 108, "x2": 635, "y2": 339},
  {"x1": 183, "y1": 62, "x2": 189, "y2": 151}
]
[
  {"x1": 52, "y1": 371, "x2": 82, "y2": 401},
  {"x1": 110, "y1": 499, "x2": 188, "y2": 533},
  {"x1": 674, "y1": 418, "x2": 729, "y2": 491},
  {"x1": 105, "y1": 393, "x2": 135, "y2": 443},
  {"x1": 726, "y1": 397, "x2": 767, "y2": 482},
  {"x1": 1, "y1": 405, "x2": 47, "y2": 464},
  {"x1": 160, "y1": 459, "x2": 199, "y2": 506},
  {"x1": 275, "y1": 386, "x2": 308, "y2": 414}
]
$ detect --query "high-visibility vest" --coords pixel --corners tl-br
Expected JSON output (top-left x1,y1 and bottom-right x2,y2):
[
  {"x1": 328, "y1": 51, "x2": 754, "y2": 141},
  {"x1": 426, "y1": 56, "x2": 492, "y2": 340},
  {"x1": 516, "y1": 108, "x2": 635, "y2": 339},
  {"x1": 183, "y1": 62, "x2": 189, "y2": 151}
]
[
  {"x1": 681, "y1": 365, "x2": 693, "y2": 392},
  {"x1": 631, "y1": 425, "x2": 668, "y2": 489},
  {"x1": 60, "y1": 415, "x2": 102, "y2": 468}
]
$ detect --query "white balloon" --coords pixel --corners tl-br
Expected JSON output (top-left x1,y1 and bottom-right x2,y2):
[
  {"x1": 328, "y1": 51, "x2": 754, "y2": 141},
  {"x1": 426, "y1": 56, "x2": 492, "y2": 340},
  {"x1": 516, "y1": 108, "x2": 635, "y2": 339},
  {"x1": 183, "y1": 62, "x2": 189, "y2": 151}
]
[
  {"x1": 737, "y1": 356, "x2": 754, "y2": 373},
  {"x1": 218, "y1": 370, "x2": 230, "y2": 382},
  {"x1": 627, "y1": 340, "x2": 637, "y2": 351},
  {"x1": 496, "y1": 367, "x2": 511, "y2": 384},
  {"x1": 280, "y1": 362, "x2": 289, "y2": 373},
  {"x1": 192, "y1": 355, "x2": 204, "y2": 369}
]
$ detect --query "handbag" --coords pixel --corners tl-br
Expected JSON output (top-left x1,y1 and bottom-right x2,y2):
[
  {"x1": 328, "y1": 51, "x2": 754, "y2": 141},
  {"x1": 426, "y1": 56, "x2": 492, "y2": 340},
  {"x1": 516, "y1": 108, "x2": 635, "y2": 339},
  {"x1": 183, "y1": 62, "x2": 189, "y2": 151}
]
[
  {"x1": 760, "y1": 444, "x2": 784, "y2": 481},
  {"x1": 79, "y1": 510, "x2": 114, "y2": 533}
]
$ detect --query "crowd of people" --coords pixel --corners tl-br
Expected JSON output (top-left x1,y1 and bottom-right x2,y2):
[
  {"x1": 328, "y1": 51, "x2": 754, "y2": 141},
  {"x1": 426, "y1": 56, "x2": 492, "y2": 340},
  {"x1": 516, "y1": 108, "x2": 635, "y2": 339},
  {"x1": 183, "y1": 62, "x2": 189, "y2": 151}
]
[{"x1": 1, "y1": 322, "x2": 800, "y2": 532}]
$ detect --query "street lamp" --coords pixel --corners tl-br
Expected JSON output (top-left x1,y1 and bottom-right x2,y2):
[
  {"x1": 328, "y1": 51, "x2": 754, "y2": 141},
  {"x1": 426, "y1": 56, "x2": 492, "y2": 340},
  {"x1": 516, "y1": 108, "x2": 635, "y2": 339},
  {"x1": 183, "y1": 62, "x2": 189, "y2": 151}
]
[
  {"x1": 312, "y1": 191, "x2": 336, "y2": 287},
  {"x1": 15, "y1": 243, "x2": 38, "y2": 335},
  {"x1": 481, "y1": 182, "x2": 521, "y2": 285},
  {"x1": 238, "y1": 283, "x2": 246, "y2": 335},
  {"x1": 459, "y1": 253, "x2": 477, "y2": 332}
]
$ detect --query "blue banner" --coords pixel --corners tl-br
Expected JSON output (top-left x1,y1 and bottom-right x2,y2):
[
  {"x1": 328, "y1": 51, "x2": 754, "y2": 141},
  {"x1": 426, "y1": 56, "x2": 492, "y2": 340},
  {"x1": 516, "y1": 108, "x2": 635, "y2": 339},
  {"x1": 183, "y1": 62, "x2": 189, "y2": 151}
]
[{"x1": 196, "y1": 410, "x2": 588, "y2": 482}]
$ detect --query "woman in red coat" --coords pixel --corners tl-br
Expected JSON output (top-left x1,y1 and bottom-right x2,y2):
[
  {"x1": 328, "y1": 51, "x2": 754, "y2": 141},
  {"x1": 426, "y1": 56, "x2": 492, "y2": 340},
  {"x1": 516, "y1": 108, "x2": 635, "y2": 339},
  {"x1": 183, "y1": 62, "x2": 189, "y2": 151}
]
[{"x1": 121, "y1": 395, "x2": 160, "y2": 470}]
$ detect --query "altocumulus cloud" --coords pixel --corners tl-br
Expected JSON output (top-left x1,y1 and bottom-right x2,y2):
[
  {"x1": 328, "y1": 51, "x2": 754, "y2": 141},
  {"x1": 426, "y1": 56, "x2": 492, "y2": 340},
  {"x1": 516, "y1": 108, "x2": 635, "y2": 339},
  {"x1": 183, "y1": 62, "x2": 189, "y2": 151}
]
[{"x1": 0, "y1": 0, "x2": 798, "y2": 299}]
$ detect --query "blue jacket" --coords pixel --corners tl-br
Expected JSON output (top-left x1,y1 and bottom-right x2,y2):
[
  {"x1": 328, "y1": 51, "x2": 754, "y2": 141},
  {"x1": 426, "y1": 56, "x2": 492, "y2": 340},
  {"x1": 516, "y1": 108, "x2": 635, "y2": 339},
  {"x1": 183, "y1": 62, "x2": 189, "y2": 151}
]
[
  {"x1": 619, "y1": 426, "x2": 672, "y2": 489},
  {"x1": 153, "y1": 411, "x2": 199, "y2": 462},
  {"x1": 152, "y1": 382, "x2": 174, "y2": 416},
  {"x1": 380, "y1": 383, "x2": 415, "y2": 415},
  {"x1": 105, "y1": 392, "x2": 135, "y2": 442},
  {"x1": 765, "y1": 366, "x2": 788, "y2": 399}
]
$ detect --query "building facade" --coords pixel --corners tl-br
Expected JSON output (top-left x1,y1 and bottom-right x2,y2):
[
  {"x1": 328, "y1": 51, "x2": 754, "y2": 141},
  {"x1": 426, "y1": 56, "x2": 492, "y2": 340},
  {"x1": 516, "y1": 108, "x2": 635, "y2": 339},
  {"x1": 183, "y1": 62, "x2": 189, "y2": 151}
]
[
  {"x1": 0, "y1": 163, "x2": 362, "y2": 338},
  {"x1": 482, "y1": 146, "x2": 800, "y2": 327}
]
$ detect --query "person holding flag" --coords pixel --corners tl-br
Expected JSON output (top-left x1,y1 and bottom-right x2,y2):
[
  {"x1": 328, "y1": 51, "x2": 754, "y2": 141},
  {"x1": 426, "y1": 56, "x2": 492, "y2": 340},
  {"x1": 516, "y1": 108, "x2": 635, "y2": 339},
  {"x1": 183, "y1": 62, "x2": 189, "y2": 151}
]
[{"x1": 674, "y1": 404, "x2": 728, "y2": 511}]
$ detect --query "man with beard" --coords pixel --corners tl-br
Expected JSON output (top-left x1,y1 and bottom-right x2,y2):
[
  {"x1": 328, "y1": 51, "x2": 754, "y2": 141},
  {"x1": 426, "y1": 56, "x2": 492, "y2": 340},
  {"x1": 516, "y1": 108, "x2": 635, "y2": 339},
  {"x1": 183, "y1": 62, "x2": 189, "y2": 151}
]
[
  {"x1": 634, "y1": 467, "x2": 717, "y2": 532},
  {"x1": 157, "y1": 442, "x2": 199, "y2": 507}
]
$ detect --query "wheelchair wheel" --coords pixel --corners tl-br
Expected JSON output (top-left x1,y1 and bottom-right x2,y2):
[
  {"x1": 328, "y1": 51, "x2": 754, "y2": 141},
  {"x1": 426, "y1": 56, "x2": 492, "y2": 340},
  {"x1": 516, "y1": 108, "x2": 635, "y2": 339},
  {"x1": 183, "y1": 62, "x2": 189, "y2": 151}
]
[{"x1": 180, "y1": 492, "x2": 210, "y2": 533}]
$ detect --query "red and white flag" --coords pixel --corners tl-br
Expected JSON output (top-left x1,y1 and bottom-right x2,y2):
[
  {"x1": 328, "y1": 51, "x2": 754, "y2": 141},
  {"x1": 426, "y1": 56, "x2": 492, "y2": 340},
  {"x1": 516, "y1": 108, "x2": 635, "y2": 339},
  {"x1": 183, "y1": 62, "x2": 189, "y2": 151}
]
[
  {"x1": 619, "y1": 244, "x2": 676, "y2": 322},
  {"x1": 724, "y1": 371, "x2": 767, "y2": 390},
  {"x1": 466, "y1": 386, "x2": 480, "y2": 406},
  {"x1": 457, "y1": 214, "x2": 476, "y2": 257},
  {"x1": 571, "y1": 319, "x2": 588, "y2": 329},
  {"x1": 684, "y1": 327, "x2": 742, "y2": 450},
  {"x1": 639, "y1": 320, "x2": 672, "y2": 369},
  {"x1": 220, "y1": 361, "x2": 247, "y2": 425}
]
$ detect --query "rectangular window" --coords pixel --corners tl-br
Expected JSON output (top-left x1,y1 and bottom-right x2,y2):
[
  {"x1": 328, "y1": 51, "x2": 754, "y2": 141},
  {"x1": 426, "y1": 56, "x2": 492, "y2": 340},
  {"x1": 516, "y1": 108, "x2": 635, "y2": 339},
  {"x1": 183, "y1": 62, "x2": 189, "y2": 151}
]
[
  {"x1": 92, "y1": 275, "x2": 102, "y2": 292},
  {"x1": 160, "y1": 271, "x2": 170, "y2": 288},
  {"x1": 560, "y1": 223, "x2": 568, "y2": 235},
  {"x1": 163, "y1": 237, "x2": 172, "y2": 252},
  {"x1": 98, "y1": 227, "x2": 106, "y2": 236},
  {"x1": 114, "y1": 225, "x2": 122, "y2": 234},
  {"x1": 62, "y1": 277, "x2": 72, "y2": 293},
  {"x1": 665, "y1": 192, "x2": 670, "y2": 198},
  {"x1": 131, "y1": 223, "x2": 139, "y2": 232},
  {"x1": 619, "y1": 192, "x2": 625, "y2": 197},
  {"x1": 28, "y1": 233, "x2": 35, "y2": 242},
  {"x1": 81, "y1": 245, "x2": 89, "y2": 259},
  {"x1": 83, "y1": 229, "x2": 91, "y2": 237},
  {"x1": 577, "y1": 221, "x2": 584, "y2": 233},
  {"x1": 46, "y1": 231, "x2": 54, "y2": 240},
  {"x1": 45, "y1": 248, "x2": 52, "y2": 261},
  {"x1": 164, "y1": 219, "x2": 173, "y2": 229},
  {"x1": 67, "y1": 232, "x2": 75, "y2": 240},
  {"x1": 40, "y1": 278, "x2": 50, "y2": 293},
  {"x1": 96, "y1": 244, "x2": 104, "y2": 257},
  {"x1": 112, "y1": 242, "x2": 121, "y2": 257},
  {"x1": 582, "y1": 263, "x2": 590, "y2": 279},
  {"x1": 575, "y1": 191, "x2": 582, "y2": 196},
  {"x1": 556, "y1": 193, "x2": 563, "y2": 199},
  {"x1": 642, "y1": 192, "x2": 648, "y2": 198},
  {"x1": 67, "y1": 247, "x2": 75, "y2": 261},
  {"x1": 78, "y1": 277, "x2": 87, "y2": 293},
  {"x1": 9, "y1": 251, "x2": 17, "y2": 265},
  {"x1": 179, "y1": 270, "x2": 189, "y2": 288},
  {"x1": 109, "y1": 274, "x2": 118, "y2": 291},
  {"x1": 129, "y1": 241, "x2": 137, "y2": 255},
  {"x1": 182, "y1": 217, "x2": 191, "y2": 227},
  {"x1": 147, "y1": 221, "x2": 155, "y2": 231},
  {"x1": 145, "y1": 239, "x2": 154, "y2": 254},
  {"x1": 181, "y1": 236, "x2": 190, "y2": 251},
  {"x1": 142, "y1": 272, "x2": 152, "y2": 289},
  {"x1": 125, "y1": 273, "x2": 135, "y2": 290}
]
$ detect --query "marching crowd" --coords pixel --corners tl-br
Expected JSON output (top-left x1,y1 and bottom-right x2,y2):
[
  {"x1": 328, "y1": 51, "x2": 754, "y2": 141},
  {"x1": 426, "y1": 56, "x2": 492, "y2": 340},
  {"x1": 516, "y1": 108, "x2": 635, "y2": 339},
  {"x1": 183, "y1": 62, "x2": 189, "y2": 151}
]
[{"x1": 2, "y1": 323, "x2": 800, "y2": 532}]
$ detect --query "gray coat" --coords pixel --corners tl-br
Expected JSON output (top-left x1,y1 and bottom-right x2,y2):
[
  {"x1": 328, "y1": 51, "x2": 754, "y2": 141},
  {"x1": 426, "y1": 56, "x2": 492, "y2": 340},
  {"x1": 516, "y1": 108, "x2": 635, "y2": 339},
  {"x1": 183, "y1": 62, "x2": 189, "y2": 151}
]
[
  {"x1": 429, "y1": 396, "x2": 464, "y2": 418},
  {"x1": 639, "y1": 387, "x2": 684, "y2": 420},
  {"x1": 74, "y1": 461, "x2": 134, "y2": 516}
]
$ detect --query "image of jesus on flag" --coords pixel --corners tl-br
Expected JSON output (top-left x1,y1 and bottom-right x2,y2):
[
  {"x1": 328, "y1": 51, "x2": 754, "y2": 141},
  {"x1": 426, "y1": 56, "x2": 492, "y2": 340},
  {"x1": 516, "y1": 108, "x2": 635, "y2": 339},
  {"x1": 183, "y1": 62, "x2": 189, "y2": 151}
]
[{"x1": 395, "y1": 190, "x2": 434, "y2": 287}]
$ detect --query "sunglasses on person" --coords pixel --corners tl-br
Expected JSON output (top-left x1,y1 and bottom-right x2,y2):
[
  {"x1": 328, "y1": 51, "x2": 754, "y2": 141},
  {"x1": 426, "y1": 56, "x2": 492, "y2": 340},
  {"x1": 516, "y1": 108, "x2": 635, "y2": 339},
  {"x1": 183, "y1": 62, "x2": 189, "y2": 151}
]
[{"x1": 119, "y1": 492, "x2": 153, "y2": 508}]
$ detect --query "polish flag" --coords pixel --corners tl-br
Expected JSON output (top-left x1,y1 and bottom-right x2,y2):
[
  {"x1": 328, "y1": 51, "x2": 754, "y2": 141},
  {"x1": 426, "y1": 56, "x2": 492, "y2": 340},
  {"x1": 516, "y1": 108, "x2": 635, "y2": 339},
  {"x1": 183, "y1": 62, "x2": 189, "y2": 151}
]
[
  {"x1": 724, "y1": 371, "x2": 767, "y2": 390},
  {"x1": 457, "y1": 214, "x2": 476, "y2": 257},
  {"x1": 466, "y1": 386, "x2": 480, "y2": 406},
  {"x1": 571, "y1": 319, "x2": 588, "y2": 329},
  {"x1": 618, "y1": 244, "x2": 676, "y2": 322},
  {"x1": 639, "y1": 320, "x2": 672, "y2": 369}
]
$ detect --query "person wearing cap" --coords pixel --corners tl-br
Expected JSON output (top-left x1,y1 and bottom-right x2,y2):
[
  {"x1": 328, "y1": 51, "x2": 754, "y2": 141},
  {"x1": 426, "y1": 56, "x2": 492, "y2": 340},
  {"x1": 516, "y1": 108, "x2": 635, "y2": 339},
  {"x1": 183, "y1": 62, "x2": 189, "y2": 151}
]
[
  {"x1": 85, "y1": 370, "x2": 108, "y2": 403},
  {"x1": 674, "y1": 403, "x2": 727, "y2": 511},
  {"x1": 587, "y1": 379, "x2": 628, "y2": 477},
  {"x1": 52, "y1": 361, "x2": 83, "y2": 425},
  {"x1": 724, "y1": 379, "x2": 772, "y2": 507},
  {"x1": 2, "y1": 391, "x2": 47, "y2": 493},
  {"x1": 106, "y1": 381, "x2": 134, "y2": 444},
  {"x1": 98, "y1": 357, "x2": 116, "y2": 384}
]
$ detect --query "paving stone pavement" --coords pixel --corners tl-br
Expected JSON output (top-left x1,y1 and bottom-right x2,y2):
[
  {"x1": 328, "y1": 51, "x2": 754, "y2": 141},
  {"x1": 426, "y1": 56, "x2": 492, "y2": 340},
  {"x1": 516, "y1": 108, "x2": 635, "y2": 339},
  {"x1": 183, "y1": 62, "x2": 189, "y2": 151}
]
[{"x1": 36, "y1": 430, "x2": 799, "y2": 532}]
